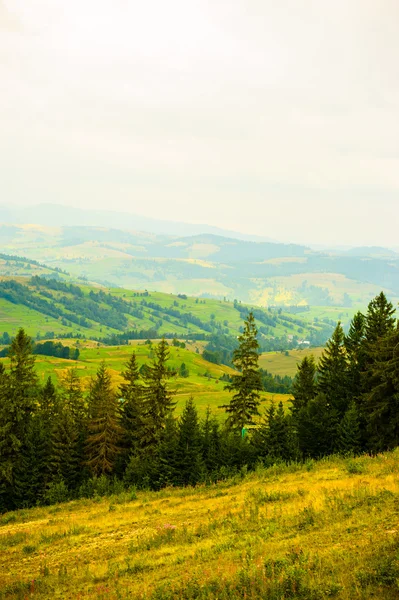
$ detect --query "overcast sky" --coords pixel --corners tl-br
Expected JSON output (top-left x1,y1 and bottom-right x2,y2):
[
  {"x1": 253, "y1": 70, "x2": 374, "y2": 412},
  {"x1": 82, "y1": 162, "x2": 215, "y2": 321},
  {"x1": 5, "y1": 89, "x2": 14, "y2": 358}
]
[{"x1": 1, "y1": 1, "x2": 398, "y2": 246}]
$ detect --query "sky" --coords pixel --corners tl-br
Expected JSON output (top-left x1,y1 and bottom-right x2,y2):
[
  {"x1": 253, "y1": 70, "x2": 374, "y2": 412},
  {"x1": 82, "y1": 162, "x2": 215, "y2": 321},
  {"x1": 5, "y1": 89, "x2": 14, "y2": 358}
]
[{"x1": 1, "y1": 0, "x2": 398, "y2": 246}]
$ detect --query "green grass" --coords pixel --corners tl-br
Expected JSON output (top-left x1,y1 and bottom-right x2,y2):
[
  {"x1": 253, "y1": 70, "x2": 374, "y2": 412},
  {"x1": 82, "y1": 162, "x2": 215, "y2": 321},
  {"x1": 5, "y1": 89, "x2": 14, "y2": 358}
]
[
  {"x1": 0, "y1": 275, "x2": 338, "y2": 345},
  {"x1": 0, "y1": 343, "x2": 291, "y2": 419},
  {"x1": 259, "y1": 347, "x2": 325, "y2": 377},
  {"x1": 1, "y1": 451, "x2": 399, "y2": 598}
]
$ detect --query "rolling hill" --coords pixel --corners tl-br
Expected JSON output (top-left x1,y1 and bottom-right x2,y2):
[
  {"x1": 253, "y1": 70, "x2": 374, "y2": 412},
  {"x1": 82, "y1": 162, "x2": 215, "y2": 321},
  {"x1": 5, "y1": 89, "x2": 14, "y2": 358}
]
[
  {"x1": 0, "y1": 274, "x2": 337, "y2": 349},
  {"x1": 0, "y1": 217, "x2": 398, "y2": 306}
]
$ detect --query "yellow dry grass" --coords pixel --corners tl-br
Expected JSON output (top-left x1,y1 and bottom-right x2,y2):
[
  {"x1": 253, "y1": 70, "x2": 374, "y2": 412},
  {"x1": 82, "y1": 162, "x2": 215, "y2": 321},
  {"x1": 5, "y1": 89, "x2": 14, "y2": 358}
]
[{"x1": 1, "y1": 452, "x2": 399, "y2": 598}]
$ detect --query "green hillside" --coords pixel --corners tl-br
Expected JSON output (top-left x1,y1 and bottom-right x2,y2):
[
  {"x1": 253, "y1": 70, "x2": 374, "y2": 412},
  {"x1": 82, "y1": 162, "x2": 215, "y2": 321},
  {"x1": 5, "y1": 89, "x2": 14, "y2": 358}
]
[
  {"x1": 0, "y1": 275, "x2": 337, "y2": 349},
  {"x1": 1, "y1": 224, "x2": 398, "y2": 306},
  {"x1": 0, "y1": 342, "x2": 290, "y2": 419}
]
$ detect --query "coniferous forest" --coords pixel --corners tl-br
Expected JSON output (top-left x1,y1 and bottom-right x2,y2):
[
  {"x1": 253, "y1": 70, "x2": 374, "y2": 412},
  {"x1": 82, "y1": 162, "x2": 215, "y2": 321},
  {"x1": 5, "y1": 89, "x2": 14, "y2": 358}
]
[{"x1": 0, "y1": 291, "x2": 398, "y2": 513}]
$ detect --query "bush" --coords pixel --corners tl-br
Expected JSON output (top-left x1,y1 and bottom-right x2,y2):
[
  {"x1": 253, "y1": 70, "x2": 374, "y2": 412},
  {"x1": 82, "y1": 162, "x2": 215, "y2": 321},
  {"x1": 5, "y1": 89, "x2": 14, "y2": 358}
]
[{"x1": 43, "y1": 480, "x2": 69, "y2": 505}]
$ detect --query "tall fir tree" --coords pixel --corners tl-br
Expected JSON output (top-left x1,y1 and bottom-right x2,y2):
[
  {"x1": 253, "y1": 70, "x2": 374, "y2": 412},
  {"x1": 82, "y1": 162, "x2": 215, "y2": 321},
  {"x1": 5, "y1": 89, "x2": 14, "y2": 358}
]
[
  {"x1": 118, "y1": 352, "x2": 143, "y2": 464},
  {"x1": 317, "y1": 322, "x2": 349, "y2": 416},
  {"x1": 222, "y1": 312, "x2": 263, "y2": 430},
  {"x1": 363, "y1": 326, "x2": 399, "y2": 452},
  {"x1": 201, "y1": 407, "x2": 221, "y2": 477},
  {"x1": 140, "y1": 339, "x2": 176, "y2": 457},
  {"x1": 158, "y1": 412, "x2": 178, "y2": 487},
  {"x1": 175, "y1": 397, "x2": 204, "y2": 486},
  {"x1": 290, "y1": 355, "x2": 317, "y2": 417},
  {"x1": 297, "y1": 393, "x2": 340, "y2": 458},
  {"x1": 0, "y1": 329, "x2": 39, "y2": 510},
  {"x1": 344, "y1": 311, "x2": 366, "y2": 400},
  {"x1": 86, "y1": 363, "x2": 125, "y2": 476},
  {"x1": 337, "y1": 401, "x2": 362, "y2": 456},
  {"x1": 364, "y1": 292, "x2": 396, "y2": 345}
]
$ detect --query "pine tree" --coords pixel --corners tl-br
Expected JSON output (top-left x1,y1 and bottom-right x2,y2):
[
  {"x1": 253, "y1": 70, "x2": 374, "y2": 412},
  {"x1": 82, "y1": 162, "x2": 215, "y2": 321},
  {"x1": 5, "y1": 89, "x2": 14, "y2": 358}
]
[
  {"x1": 363, "y1": 327, "x2": 399, "y2": 452},
  {"x1": 364, "y1": 292, "x2": 395, "y2": 345},
  {"x1": 317, "y1": 323, "x2": 348, "y2": 417},
  {"x1": 175, "y1": 397, "x2": 204, "y2": 486},
  {"x1": 297, "y1": 393, "x2": 340, "y2": 458},
  {"x1": 201, "y1": 407, "x2": 221, "y2": 476},
  {"x1": 50, "y1": 408, "x2": 80, "y2": 489},
  {"x1": 344, "y1": 312, "x2": 366, "y2": 400},
  {"x1": 140, "y1": 339, "x2": 176, "y2": 457},
  {"x1": 86, "y1": 363, "x2": 125, "y2": 476},
  {"x1": 56, "y1": 369, "x2": 87, "y2": 487},
  {"x1": 0, "y1": 329, "x2": 39, "y2": 510},
  {"x1": 255, "y1": 402, "x2": 292, "y2": 461},
  {"x1": 222, "y1": 312, "x2": 262, "y2": 430},
  {"x1": 290, "y1": 355, "x2": 316, "y2": 417},
  {"x1": 338, "y1": 402, "x2": 362, "y2": 455},
  {"x1": 119, "y1": 352, "x2": 143, "y2": 463},
  {"x1": 158, "y1": 412, "x2": 178, "y2": 487}
]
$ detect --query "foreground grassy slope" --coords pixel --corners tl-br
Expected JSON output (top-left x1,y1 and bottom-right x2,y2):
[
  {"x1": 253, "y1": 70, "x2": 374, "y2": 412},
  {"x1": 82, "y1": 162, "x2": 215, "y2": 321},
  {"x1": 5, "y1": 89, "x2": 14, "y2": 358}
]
[{"x1": 1, "y1": 452, "x2": 399, "y2": 599}]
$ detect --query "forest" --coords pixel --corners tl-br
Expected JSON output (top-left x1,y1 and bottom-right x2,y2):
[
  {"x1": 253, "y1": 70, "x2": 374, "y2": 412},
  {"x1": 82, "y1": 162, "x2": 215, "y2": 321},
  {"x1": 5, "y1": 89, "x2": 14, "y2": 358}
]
[{"x1": 0, "y1": 291, "x2": 398, "y2": 513}]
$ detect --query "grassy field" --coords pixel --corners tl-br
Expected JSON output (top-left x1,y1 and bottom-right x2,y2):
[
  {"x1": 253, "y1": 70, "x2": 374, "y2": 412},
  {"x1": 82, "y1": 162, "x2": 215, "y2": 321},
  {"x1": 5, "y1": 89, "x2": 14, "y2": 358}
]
[
  {"x1": 1, "y1": 451, "x2": 399, "y2": 598},
  {"x1": 259, "y1": 347, "x2": 325, "y2": 377},
  {"x1": 0, "y1": 343, "x2": 291, "y2": 419},
  {"x1": 0, "y1": 274, "x2": 338, "y2": 344}
]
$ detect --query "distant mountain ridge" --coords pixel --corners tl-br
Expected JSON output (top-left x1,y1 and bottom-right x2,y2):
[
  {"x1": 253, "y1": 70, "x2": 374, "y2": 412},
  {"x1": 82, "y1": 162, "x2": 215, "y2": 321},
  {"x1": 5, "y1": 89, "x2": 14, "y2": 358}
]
[
  {"x1": 0, "y1": 204, "x2": 276, "y2": 243},
  {"x1": 0, "y1": 206, "x2": 398, "y2": 306}
]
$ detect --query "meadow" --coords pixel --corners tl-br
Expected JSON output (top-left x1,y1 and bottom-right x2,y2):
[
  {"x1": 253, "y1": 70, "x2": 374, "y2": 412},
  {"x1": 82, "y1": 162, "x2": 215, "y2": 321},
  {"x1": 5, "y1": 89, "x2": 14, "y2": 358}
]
[
  {"x1": 1, "y1": 451, "x2": 399, "y2": 598},
  {"x1": 0, "y1": 342, "x2": 291, "y2": 418},
  {"x1": 259, "y1": 347, "x2": 325, "y2": 377}
]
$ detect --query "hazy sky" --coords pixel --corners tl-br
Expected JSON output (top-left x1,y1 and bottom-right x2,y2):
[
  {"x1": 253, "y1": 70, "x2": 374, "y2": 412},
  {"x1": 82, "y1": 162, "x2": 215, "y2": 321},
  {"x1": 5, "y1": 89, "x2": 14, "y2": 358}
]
[{"x1": 1, "y1": 1, "x2": 398, "y2": 245}]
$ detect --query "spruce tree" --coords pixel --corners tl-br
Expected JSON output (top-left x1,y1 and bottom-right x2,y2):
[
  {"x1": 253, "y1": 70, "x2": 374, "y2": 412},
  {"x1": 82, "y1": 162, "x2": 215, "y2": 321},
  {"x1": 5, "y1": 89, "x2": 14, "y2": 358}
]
[
  {"x1": 364, "y1": 292, "x2": 395, "y2": 345},
  {"x1": 119, "y1": 352, "x2": 143, "y2": 461},
  {"x1": 140, "y1": 339, "x2": 176, "y2": 457},
  {"x1": 50, "y1": 407, "x2": 80, "y2": 491},
  {"x1": 338, "y1": 401, "x2": 362, "y2": 456},
  {"x1": 222, "y1": 312, "x2": 262, "y2": 430},
  {"x1": 297, "y1": 393, "x2": 339, "y2": 458},
  {"x1": 344, "y1": 311, "x2": 366, "y2": 400},
  {"x1": 291, "y1": 355, "x2": 316, "y2": 417},
  {"x1": 158, "y1": 412, "x2": 178, "y2": 487},
  {"x1": 175, "y1": 397, "x2": 204, "y2": 486},
  {"x1": 0, "y1": 329, "x2": 38, "y2": 510},
  {"x1": 364, "y1": 327, "x2": 399, "y2": 452},
  {"x1": 56, "y1": 369, "x2": 87, "y2": 487},
  {"x1": 86, "y1": 363, "x2": 125, "y2": 476},
  {"x1": 317, "y1": 323, "x2": 348, "y2": 416},
  {"x1": 201, "y1": 407, "x2": 221, "y2": 477}
]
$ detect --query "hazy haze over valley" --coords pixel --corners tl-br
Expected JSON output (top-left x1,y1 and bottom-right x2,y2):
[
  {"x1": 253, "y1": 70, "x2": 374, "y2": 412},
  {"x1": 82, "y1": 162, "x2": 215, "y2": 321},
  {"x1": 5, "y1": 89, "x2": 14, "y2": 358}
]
[{"x1": 1, "y1": 0, "x2": 399, "y2": 246}]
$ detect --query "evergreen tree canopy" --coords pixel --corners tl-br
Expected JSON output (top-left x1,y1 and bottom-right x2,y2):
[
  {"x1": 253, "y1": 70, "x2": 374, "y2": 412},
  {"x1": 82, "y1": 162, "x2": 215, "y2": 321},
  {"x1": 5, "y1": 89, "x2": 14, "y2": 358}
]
[
  {"x1": 290, "y1": 355, "x2": 316, "y2": 417},
  {"x1": 140, "y1": 339, "x2": 176, "y2": 455},
  {"x1": 222, "y1": 312, "x2": 262, "y2": 430},
  {"x1": 317, "y1": 322, "x2": 348, "y2": 416},
  {"x1": 86, "y1": 363, "x2": 124, "y2": 476}
]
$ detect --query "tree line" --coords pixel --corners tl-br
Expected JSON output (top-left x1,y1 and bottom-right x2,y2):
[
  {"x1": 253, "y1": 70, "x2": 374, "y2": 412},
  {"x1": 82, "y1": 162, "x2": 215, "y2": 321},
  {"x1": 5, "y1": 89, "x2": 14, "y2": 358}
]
[{"x1": 0, "y1": 291, "x2": 398, "y2": 512}]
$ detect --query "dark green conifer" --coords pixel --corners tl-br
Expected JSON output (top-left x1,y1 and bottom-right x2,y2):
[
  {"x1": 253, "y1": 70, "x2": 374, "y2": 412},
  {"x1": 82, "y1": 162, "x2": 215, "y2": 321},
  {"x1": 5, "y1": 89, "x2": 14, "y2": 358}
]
[
  {"x1": 86, "y1": 363, "x2": 125, "y2": 476},
  {"x1": 317, "y1": 323, "x2": 348, "y2": 416},
  {"x1": 119, "y1": 352, "x2": 143, "y2": 460},
  {"x1": 222, "y1": 312, "x2": 262, "y2": 430},
  {"x1": 140, "y1": 339, "x2": 176, "y2": 456},
  {"x1": 158, "y1": 412, "x2": 178, "y2": 487},
  {"x1": 364, "y1": 327, "x2": 399, "y2": 452},
  {"x1": 0, "y1": 329, "x2": 38, "y2": 510},
  {"x1": 291, "y1": 355, "x2": 316, "y2": 417},
  {"x1": 338, "y1": 401, "x2": 362, "y2": 455},
  {"x1": 176, "y1": 397, "x2": 203, "y2": 486}
]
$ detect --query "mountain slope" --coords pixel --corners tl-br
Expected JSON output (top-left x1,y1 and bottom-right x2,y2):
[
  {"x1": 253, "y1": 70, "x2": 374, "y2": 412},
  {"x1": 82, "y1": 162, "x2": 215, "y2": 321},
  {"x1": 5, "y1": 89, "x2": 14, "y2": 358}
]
[{"x1": 1, "y1": 223, "x2": 398, "y2": 305}]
